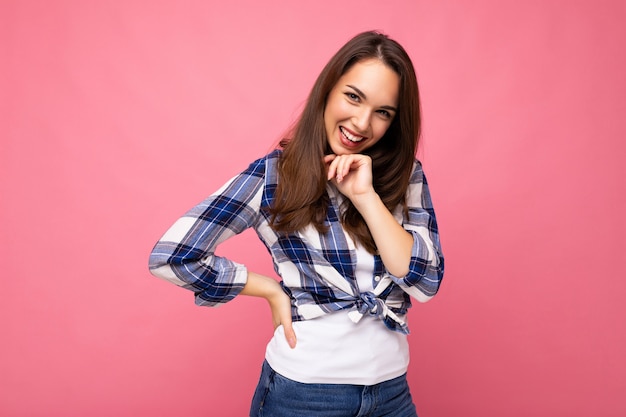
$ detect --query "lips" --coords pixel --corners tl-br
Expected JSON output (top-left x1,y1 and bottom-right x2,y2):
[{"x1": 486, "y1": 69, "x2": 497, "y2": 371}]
[{"x1": 340, "y1": 126, "x2": 366, "y2": 143}]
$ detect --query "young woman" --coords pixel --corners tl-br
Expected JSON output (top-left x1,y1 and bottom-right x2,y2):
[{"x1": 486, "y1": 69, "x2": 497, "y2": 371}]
[{"x1": 149, "y1": 31, "x2": 444, "y2": 416}]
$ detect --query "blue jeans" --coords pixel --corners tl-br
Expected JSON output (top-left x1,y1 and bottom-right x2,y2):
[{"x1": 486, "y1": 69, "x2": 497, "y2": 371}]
[{"x1": 250, "y1": 360, "x2": 418, "y2": 417}]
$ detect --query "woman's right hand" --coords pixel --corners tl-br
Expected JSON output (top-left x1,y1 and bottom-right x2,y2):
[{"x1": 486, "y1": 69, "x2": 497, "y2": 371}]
[
  {"x1": 266, "y1": 287, "x2": 297, "y2": 349},
  {"x1": 241, "y1": 271, "x2": 297, "y2": 349}
]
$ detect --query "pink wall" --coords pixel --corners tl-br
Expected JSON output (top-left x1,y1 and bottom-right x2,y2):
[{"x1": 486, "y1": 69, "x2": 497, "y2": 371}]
[{"x1": 2, "y1": 1, "x2": 625, "y2": 416}]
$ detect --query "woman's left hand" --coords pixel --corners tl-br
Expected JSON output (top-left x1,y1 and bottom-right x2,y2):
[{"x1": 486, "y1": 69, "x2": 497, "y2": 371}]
[{"x1": 324, "y1": 154, "x2": 375, "y2": 203}]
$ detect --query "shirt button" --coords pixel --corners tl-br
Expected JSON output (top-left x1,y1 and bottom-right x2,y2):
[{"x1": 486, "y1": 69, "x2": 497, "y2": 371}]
[{"x1": 374, "y1": 275, "x2": 381, "y2": 282}]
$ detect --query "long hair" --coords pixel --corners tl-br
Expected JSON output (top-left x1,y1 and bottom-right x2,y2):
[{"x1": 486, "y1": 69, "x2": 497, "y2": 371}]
[{"x1": 269, "y1": 31, "x2": 422, "y2": 254}]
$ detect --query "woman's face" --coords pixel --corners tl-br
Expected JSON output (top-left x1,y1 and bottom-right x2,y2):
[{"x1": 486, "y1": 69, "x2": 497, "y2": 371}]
[{"x1": 324, "y1": 59, "x2": 400, "y2": 155}]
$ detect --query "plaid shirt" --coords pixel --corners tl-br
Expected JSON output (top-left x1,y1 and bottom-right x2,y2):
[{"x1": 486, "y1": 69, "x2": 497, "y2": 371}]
[{"x1": 149, "y1": 150, "x2": 444, "y2": 334}]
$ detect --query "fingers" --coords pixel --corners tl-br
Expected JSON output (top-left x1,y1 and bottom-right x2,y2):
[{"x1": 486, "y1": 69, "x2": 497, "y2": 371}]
[
  {"x1": 279, "y1": 296, "x2": 296, "y2": 348},
  {"x1": 269, "y1": 289, "x2": 297, "y2": 349},
  {"x1": 282, "y1": 319, "x2": 297, "y2": 349},
  {"x1": 323, "y1": 154, "x2": 337, "y2": 164},
  {"x1": 326, "y1": 154, "x2": 351, "y2": 182},
  {"x1": 277, "y1": 302, "x2": 296, "y2": 348},
  {"x1": 325, "y1": 154, "x2": 370, "y2": 182},
  {"x1": 325, "y1": 154, "x2": 338, "y2": 181}
]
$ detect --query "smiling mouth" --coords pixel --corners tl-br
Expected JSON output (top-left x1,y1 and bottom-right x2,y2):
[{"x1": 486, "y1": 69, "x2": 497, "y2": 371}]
[{"x1": 340, "y1": 127, "x2": 366, "y2": 143}]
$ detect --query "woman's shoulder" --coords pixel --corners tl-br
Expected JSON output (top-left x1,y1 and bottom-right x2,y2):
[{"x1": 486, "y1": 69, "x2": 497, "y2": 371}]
[
  {"x1": 266, "y1": 148, "x2": 282, "y2": 162},
  {"x1": 251, "y1": 148, "x2": 282, "y2": 165},
  {"x1": 239, "y1": 149, "x2": 282, "y2": 186},
  {"x1": 243, "y1": 149, "x2": 282, "y2": 172},
  {"x1": 409, "y1": 158, "x2": 425, "y2": 182}
]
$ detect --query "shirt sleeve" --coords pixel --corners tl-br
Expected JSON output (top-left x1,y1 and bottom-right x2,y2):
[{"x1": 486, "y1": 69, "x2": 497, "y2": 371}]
[
  {"x1": 390, "y1": 160, "x2": 445, "y2": 303},
  {"x1": 148, "y1": 157, "x2": 266, "y2": 306}
]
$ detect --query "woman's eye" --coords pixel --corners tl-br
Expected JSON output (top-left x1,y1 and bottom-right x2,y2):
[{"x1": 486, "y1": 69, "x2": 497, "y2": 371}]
[
  {"x1": 377, "y1": 110, "x2": 391, "y2": 119},
  {"x1": 345, "y1": 92, "x2": 360, "y2": 101}
]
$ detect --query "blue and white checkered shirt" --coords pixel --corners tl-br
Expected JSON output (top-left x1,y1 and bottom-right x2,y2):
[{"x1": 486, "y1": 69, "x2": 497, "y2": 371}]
[{"x1": 149, "y1": 150, "x2": 444, "y2": 334}]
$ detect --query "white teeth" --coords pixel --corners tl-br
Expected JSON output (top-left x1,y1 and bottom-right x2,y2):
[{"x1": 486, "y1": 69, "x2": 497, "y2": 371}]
[{"x1": 340, "y1": 127, "x2": 364, "y2": 142}]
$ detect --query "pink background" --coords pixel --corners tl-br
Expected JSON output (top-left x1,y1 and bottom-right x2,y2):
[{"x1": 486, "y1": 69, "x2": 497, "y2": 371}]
[{"x1": 2, "y1": 1, "x2": 625, "y2": 416}]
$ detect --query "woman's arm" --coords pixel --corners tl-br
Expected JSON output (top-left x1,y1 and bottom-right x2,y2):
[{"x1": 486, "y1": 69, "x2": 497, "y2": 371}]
[
  {"x1": 148, "y1": 157, "x2": 267, "y2": 306},
  {"x1": 350, "y1": 191, "x2": 414, "y2": 277},
  {"x1": 325, "y1": 153, "x2": 413, "y2": 276},
  {"x1": 390, "y1": 160, "x2": 444, "y2": 301},
  {"x1": 149, "y1": 154, "x2": 298, "y2": 347},
  {"x1": 326, "y1": 154, "x2": 444, "y2": 299}
]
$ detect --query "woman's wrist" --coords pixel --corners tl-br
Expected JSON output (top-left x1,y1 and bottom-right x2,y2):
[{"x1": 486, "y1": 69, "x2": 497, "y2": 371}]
[
  {"x1": 351, "y1": 190, "x2": 383, "y2": 217},
  {"x1": 241, "y1": 271, "x2": 283, "y2": 301}
]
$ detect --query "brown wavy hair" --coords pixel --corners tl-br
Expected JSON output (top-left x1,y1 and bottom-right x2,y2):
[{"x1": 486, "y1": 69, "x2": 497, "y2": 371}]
[{"x1": 269, "y1": 31, "x2": 422, "y2": 254}]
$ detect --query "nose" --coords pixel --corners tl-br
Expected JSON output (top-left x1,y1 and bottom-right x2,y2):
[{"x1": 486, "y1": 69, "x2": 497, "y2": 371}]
[{"x1": 352, "y1": 108, "x2": 371, "y2": 134}]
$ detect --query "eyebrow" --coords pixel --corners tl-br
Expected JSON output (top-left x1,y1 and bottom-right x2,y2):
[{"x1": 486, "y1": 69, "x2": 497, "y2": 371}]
[{"x1": 346, "y1": 84, "x2": 398, "y2": 113}]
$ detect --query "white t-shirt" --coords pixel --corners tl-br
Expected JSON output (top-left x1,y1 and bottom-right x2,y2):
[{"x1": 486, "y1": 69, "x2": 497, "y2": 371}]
[{"x1": 265, "y1": 245, "x2": 409, "y2": 385}]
